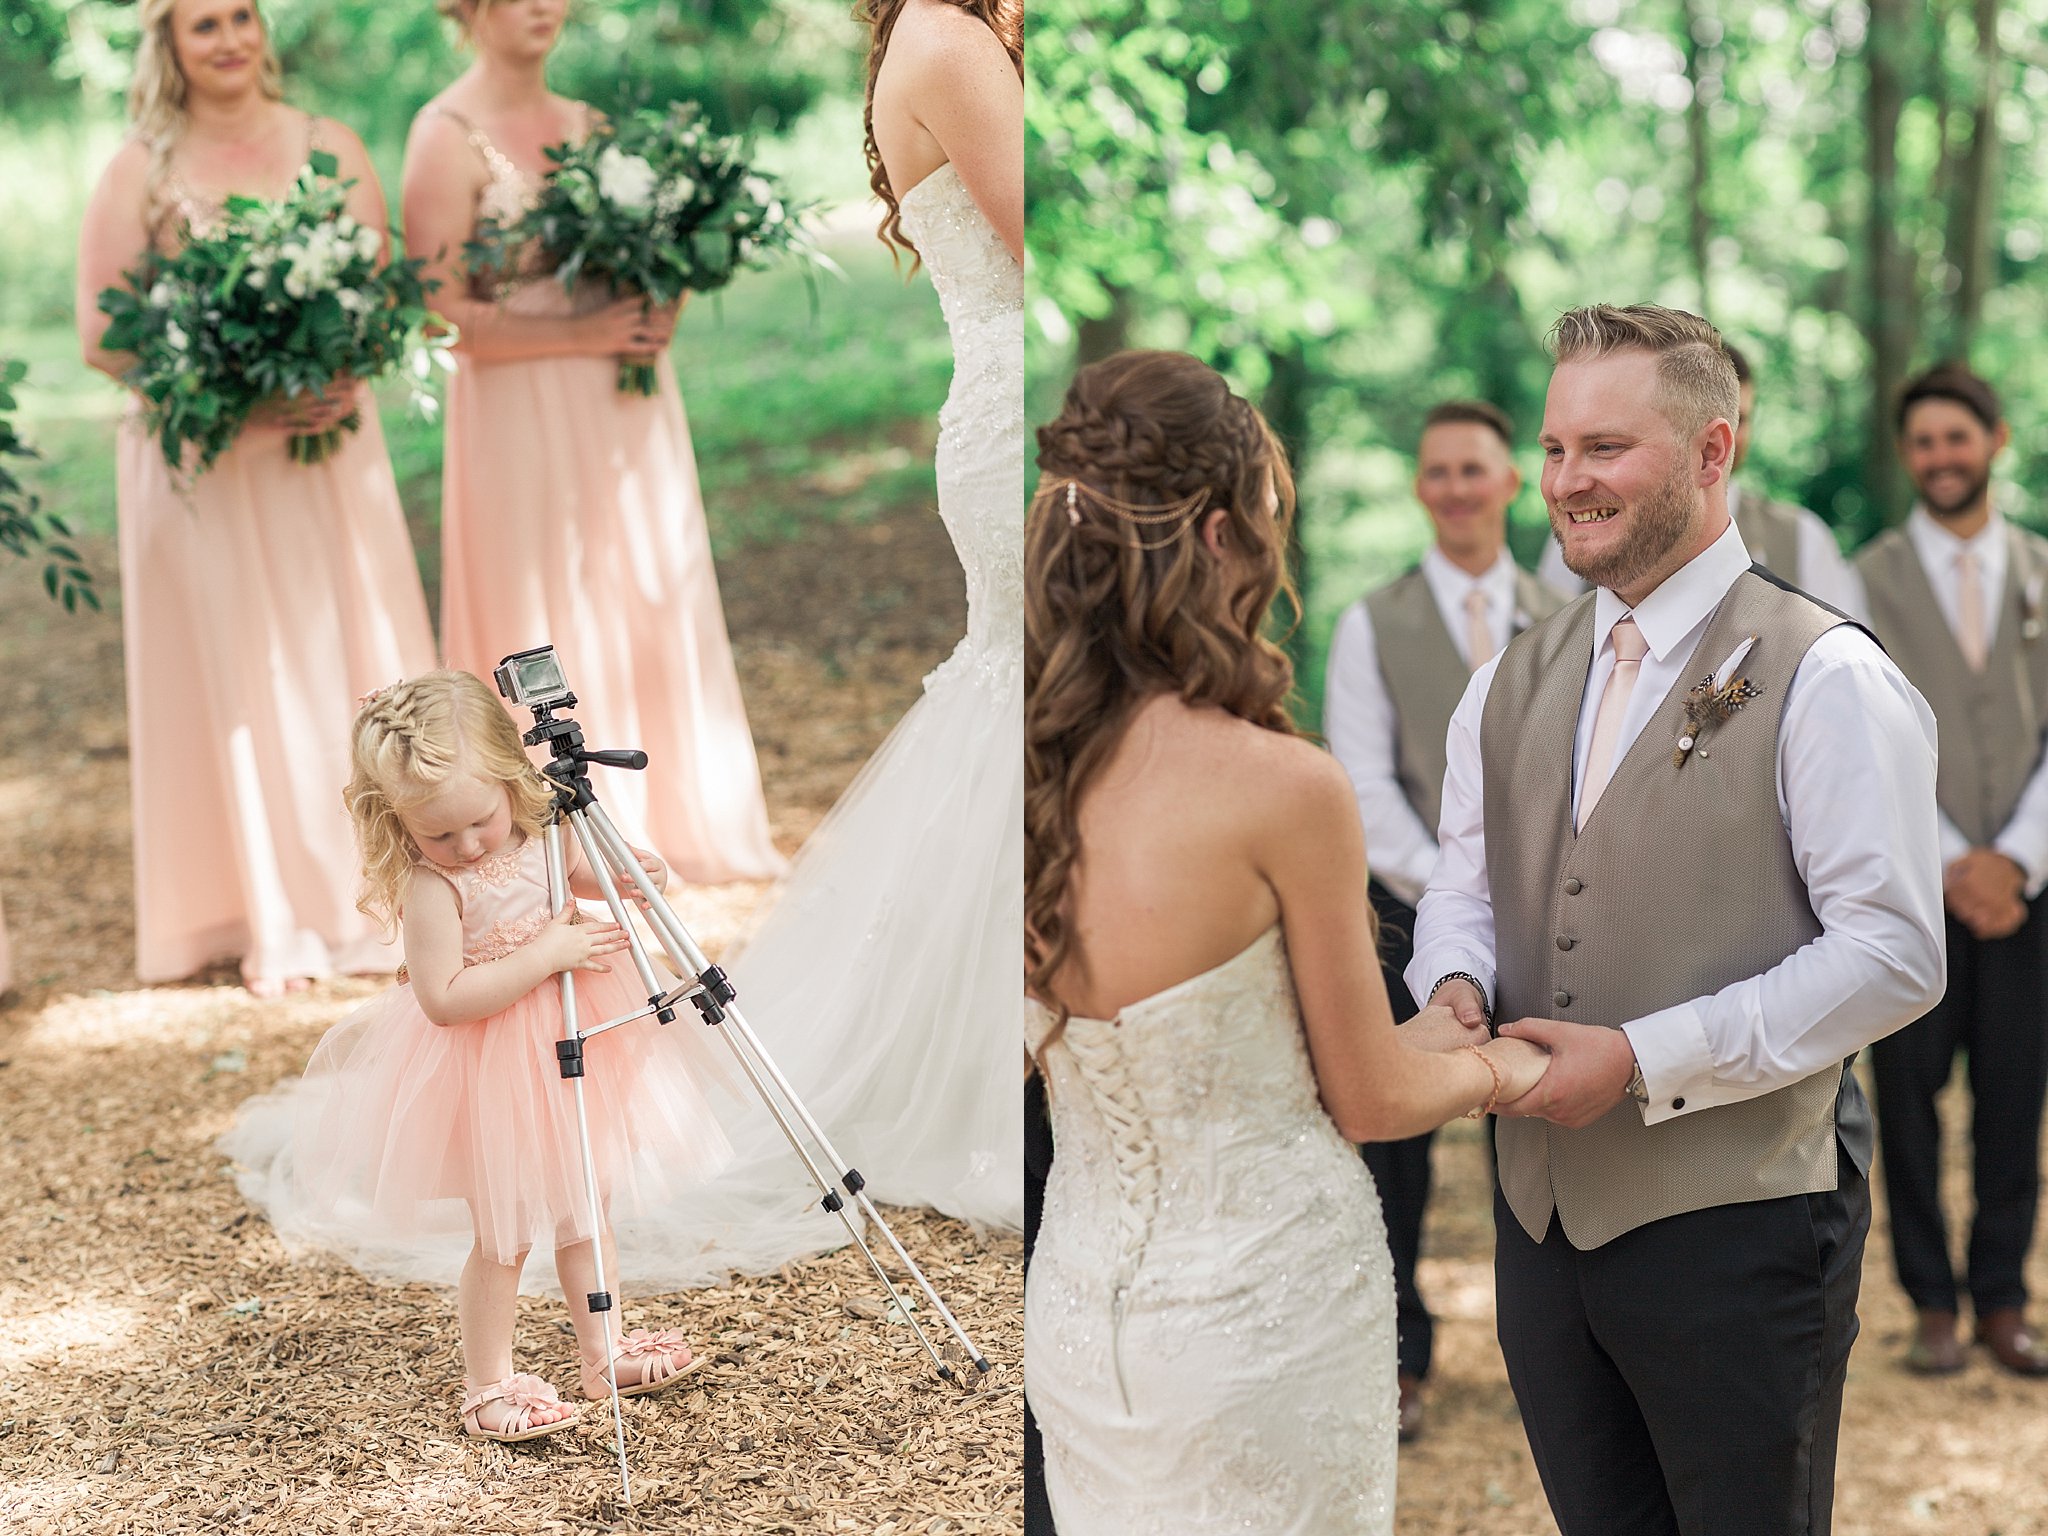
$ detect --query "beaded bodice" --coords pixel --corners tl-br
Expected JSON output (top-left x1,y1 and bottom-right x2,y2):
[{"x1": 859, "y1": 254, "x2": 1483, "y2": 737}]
[
  {"x1": 420, "y1": 836, "x2": 557, "y2": 966},
  {"x1": 144, "y1": 114, "x2": 322, "y2": 254},
  {"x1": 894, "y1": 163, "x2": 1022, "y2": 676},
  {"x1": 1025, "y1": 927, "x2": 1369, "y2": 1289}
]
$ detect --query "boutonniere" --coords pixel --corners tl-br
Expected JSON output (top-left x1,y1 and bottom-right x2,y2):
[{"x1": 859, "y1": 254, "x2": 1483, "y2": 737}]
[
  {"x1": 2022, "y1": 574, "x2": 2045, "y2": 642},
  {"x1": 1673, "y1": 634, "x2": 1763, "y2": 768}
]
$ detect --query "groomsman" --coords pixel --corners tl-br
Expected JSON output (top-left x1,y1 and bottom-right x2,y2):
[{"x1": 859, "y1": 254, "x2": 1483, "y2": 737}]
[
  {"x1": 1411, "y1": 304, "x2": 1945, "y2": 1533},
  {"x1": 1539, "y1": 341, "x2": 1863, "y2": 617},
  {"x1": 1856, "y1": 362, "x2": 2048, "y2": 1377},
  {"x1": 1323, "y1": 400, "x2": 1565, "y2": 1441}
]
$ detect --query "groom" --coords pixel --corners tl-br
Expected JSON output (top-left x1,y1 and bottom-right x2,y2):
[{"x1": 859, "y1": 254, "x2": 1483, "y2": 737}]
[{"x1": 1408, "y1": 304, "x2": 1947, "y2": 1534}]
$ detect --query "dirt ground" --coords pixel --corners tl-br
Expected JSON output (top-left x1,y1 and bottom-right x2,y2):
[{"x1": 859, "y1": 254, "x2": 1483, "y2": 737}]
[{"x1": 0, "y1": 508, "x2": 1022, "y2": 1535}]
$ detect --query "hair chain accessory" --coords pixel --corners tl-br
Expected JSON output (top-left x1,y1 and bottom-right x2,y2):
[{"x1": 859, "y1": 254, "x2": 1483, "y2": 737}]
[{"x1": 1058, "y1": 477, "x2": 1213, "y2": 550}]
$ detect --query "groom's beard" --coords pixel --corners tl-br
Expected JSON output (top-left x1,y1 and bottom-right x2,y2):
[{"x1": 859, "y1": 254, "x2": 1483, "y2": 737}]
[{"x1": 1551, "y1": 464, "x2": 1697, "y2": 594}]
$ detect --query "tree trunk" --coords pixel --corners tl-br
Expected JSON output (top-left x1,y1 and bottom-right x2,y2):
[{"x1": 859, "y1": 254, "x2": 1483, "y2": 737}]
[
  {"x1": 1682, "y1": 0, "x2": 1714, "y2": 314},
  {"x1": 1261, "y1": 342, "x2": 1314, "y2": 671},
  {"x1": 1074, "y1": 284, "x2": 1135, "y2": 366},
  {"x1": 1949, "y1": 0, "x2": 2003, "y2": 357},
  {"x1": 1865, "y1": 0, "x2": 1916, "y2": 525}
]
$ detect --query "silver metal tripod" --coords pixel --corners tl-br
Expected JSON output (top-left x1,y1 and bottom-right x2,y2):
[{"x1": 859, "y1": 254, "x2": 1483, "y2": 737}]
[{"x1": 495, "y1": 647, "x2": 987, "y2": 1503}]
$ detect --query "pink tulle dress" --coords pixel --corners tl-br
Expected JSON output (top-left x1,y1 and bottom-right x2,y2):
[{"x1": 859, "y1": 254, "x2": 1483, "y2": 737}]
[
  {"x1": 429, "y1": 106, "x2": 784, "y2": 885},
  {"x1": 220, "y1": 833, "x2": 734, "y2": 1271},
  {"x1": 119, "y1": 122, "x2": 438, "y2": 987}
]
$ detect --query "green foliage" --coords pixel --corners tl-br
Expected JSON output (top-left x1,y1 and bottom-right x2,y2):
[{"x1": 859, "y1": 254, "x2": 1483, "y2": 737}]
[
  {"x1": 0, "y1": 359, "x2": 97, "y2": 612},
  {"x1": 1028, "y1": 0, "x2": 2048, "y2": 717}
]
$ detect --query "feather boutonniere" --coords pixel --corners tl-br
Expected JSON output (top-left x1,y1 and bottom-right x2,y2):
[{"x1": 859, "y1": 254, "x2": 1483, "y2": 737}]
[
  {"x1": 1674, "y1": 634, "x2": 1763, "y2": 768},
  {"x1": 2022, "y1": 574, "x2": 2045, "y2": 643}
]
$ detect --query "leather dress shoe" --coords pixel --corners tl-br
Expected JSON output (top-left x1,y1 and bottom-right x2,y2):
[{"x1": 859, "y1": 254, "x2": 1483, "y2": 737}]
[
  {"x1": 1904, "y1": 1308, "x2": 1965, "y2": 1375},
  {"x1": 1396, "y1": 1372, "x2": 1425, "y2": 1443},
  {"x1": 1976, "y1": 1308, "x2": 2048, "y2": 1377}
]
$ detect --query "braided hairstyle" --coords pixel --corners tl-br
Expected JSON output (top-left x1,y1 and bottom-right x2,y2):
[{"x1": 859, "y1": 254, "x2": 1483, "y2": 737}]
[
  {"x1": 1024, "y1": 350, "x2": 1300, "y2": 1033},
  {"x1": 343, "y1": 670, "x2": 557, "y2": 933},
  {"x1": 857, "y1": 0, "x2": 1023, "y2": 266}
]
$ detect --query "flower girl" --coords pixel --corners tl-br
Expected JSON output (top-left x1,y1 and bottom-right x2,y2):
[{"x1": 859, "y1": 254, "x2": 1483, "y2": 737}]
[{"x1": 221, "y1": 670, "x2": 734, "y2": 1439}]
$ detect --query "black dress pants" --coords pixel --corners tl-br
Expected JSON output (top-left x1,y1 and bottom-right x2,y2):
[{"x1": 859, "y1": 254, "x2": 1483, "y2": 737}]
[
  {"x1": 1870, "y1": 893, "x2": 2048, "y2": 1315},
  {"x1": 1360, "y1": 880, "x2": 1436, "y2": 1381},
  {"x1": 1494, "y1": 1164, "x2": 1868, "y2": 1536},
  {"x1": 1023, "y1": 1071, "x2": 1056, "y2": 1536}
]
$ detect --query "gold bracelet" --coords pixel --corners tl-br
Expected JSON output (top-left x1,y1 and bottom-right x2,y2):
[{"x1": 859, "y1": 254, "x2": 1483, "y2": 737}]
[{"x1": 1461, "y1": 1043, "x2": 1502, "y2": 1120}]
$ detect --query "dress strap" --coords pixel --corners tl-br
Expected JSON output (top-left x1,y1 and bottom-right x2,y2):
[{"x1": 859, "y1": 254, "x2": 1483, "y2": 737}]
[{"x1": 429, "y1": 106, "x2": 524, "y2": 187}]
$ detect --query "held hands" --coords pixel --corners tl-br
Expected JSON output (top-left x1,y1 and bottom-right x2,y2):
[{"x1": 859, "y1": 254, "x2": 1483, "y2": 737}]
[
  {"x1": 249, "y1": 378, "x2": 358, "y2": 434},
  {"x1": 1492, "y1": 1017, "x2": 1637, "y2": 1128},
  {"x1": 534, "y1": 909, "x2": 632, "y2": 976},
  {"x1": 1481, "y1": 1035, "x2": 1551, "y2": 1109},
  {"x1": 585, "y1": 296, "x2": 684, "y2": 357},
  {"x1": 1402, "y1": 1001, "x2": 1491, "y2": 1054},
  {"x1": 1427, "y1": 977, "x2": 1489, "y2": 1032},
  {"x1": 1944, "y1": 848, "x2": 2028, "y2": 941}
]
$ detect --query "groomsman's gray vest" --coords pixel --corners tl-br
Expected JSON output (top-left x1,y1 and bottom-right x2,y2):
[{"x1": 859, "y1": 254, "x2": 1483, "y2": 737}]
[
  {"x1": 1855, "y1": 525, "x2": 2048, "y2": 845},
  {"x1": 1481, "y1": 569, "x2": 1872, "y2": 1249},
  {"x1": 1364, "y1": 565, "x2": 1566, "y2": 838},
  {"x1": 1732, "y1": 491, "x2": 1804, "y2": 586}
]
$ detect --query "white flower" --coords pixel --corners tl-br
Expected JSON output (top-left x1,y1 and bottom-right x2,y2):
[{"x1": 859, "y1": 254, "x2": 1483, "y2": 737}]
[
  {"x1": 353, "y1": 225, "x2": 381, "y2": 262},
  {"x1": 148, "y1": 280, "x2": 176, "y2": 308},
  {"x1": 596, "y1": 146, "x2": 658, "y2": 213},
  {"x1": 164, "y1": 321, "x2": 188, "y2": 353},
  {"x1": 742, "y1": 175, "x2": 774, "y2": 206},
  {"x1": 337, "y1": 288, "x2": 371, "y2": 315}
]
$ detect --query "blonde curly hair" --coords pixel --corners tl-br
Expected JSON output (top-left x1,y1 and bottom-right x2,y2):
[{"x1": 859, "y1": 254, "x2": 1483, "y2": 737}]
[
  {"x1": 343, "y1": 670, "x2": 558, "y2": 932},
  {"x1": 129, "y1": 0, "x2": 286, "y2": 154}
]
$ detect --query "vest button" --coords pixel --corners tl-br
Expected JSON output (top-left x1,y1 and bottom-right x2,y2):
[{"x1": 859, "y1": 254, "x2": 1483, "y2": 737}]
[
  {"x1": 1553, "y1": 990, "x2": 1571, "y2": 1008},
  {"x1": 1555, "y1": 935, "x2": 1574, "y2": 951},
  {"x1": 1564, "y1": 878, "x2": 1583, "y2": 895},
  {"x1": 1672, "y1": 1097, "x2": 1686, "y2": 1110}
]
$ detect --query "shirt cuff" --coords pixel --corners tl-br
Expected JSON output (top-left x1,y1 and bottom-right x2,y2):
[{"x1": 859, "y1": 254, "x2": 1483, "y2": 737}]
[
  {"x1": 1992, "y1": 833, "x2": 2048, "y2": 900},
  {"x1": 1403, "y1": 946, "x2": 1495, "y2": 1016},
  {"x1": 1620, "y1": 1003, "x2": 1728, "y2": 1125}
]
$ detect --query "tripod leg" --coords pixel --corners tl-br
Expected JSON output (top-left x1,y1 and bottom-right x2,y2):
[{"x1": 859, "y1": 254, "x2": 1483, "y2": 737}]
[
  {"x1": 545, "y1": 816, "x2": 632, "y2": 1502},
  {"x1": 580, "y1": 800, "x2": 987, "y2": 1382}
]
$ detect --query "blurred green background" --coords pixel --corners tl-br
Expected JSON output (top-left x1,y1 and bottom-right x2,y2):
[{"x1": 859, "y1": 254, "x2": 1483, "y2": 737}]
[
  {"x1": 1027, "y1": 0, "x2": 2048, "y2": 714},
  {"x1": 1, "y1": 0, "x2": 951, "y2": 619}
]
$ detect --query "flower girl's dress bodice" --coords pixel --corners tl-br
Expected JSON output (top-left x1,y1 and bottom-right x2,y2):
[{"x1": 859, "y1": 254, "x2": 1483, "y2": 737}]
[{"x1": 1025, "y1": 927, "x2": 1398, "y2": 1535}]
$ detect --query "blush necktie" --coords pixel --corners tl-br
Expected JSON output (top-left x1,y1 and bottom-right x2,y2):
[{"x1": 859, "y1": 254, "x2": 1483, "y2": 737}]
[
  {"x1": 1464, "y1": 587, "x2": 1495, "y2": 671},
  {"x1": 1956, "y1": 548, "x2": 1989, "y2": 671},
  {"x1": 1578, "y1": 616, "x2": 1648, "y2": 832}
]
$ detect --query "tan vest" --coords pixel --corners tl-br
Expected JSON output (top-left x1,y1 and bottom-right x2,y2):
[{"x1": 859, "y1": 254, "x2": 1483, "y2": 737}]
[
  {"x1": 1855, "y1": 525, "x2": 2048, "y2": 845},
  {"x1": 1482, "y1": 569, "x2": 1869, "y2": 1248},
  {"x1": 1364, "y1": 565, "x2": 1566, "y2": 837},
  {"x1": 1732, "y1": 491, "x2": 1805, "y2": 587}
]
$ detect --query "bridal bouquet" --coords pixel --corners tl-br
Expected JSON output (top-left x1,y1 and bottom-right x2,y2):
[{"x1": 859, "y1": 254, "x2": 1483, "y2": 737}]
[
  {"x1": 97, "y1": 151, "x2": 448, "y2": 473},
  {"x1": 467, "y1": 101, "x2": 830, "y2": 395}
]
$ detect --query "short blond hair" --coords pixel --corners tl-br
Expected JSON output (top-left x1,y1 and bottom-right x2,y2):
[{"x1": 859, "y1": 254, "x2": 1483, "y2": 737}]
[
  {"x1": 343, "y1": 670, "x2": 559, "y2": 933},
  {"x1": 1548, "y1": 304, "x2": 1739, "y2": 439}
]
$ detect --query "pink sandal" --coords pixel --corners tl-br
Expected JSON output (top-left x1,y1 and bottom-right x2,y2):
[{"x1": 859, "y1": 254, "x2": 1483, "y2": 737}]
[
  {"x1": 461, "y1": 1373, "x2": 579, "y2": 1442},
  {"x1": 581, "y1": 1328, "x2": 706, "y2": 1400}
]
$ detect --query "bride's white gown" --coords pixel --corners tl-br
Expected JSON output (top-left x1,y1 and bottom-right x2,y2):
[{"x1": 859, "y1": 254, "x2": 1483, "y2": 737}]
[
  {"x1": 606, "y1": 160, "x2": 1024, "y2": 1281},
  {"x1": 1025, "y1": 927, "x2": 1398, "y2": 1534}
]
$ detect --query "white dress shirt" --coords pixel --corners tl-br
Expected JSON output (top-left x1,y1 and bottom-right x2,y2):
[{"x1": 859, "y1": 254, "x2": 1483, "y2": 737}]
[
  {"x1": 1408, "y1": 519, "x2": 1946, "y2": 1125},
  {"x1": 1890, "y1": 505, "x2": 2048, "y2": 895},
  {"x1": 1323, "y1": 547, "x2": 1523, "y2": 907},
  {"x1": 1538, "y1": 481, "x2": 1867, "y2": 621}
]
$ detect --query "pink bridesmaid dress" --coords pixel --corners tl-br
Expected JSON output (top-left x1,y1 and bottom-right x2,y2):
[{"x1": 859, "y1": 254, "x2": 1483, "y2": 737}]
[
  {"x1": 118, "y1": 138, "x2": 438, "y2": 987},
  {"x1": 431, "y1": 109, "x2": 784, "y2": 884}
]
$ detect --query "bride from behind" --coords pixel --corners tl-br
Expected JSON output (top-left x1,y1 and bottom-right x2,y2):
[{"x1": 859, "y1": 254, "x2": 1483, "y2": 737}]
[{"x1": 1023, "y1": 351, "x2": 1549, "y2": 1535}]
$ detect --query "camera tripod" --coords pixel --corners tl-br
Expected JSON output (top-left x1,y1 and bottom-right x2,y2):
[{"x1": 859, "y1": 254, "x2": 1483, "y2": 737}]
[{"x1": 497, "y1": 650, "x2": 987, "y2": 1502}]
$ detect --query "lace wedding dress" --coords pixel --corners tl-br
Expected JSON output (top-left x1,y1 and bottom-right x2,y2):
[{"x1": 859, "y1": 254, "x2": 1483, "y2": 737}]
[
  {"x1": 603, "y1": 160, "x2": 1025, "y2": 1285},
  {"x1": 1025, "y1": 927, "x2": 1399, "y2": 1534}
]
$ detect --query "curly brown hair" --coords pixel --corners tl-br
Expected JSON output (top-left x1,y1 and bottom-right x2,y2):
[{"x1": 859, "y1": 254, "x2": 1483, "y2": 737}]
[
  {"x1": 856, "y1": 0, "x2": 1022, "y2": 266},
  {"x1": 1025, "y1": 351, "x2": 1302, "y2": 1034}
]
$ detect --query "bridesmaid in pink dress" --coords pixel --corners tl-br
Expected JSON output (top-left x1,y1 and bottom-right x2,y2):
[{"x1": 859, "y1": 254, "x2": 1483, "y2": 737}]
[
  {"x1": 401, "y1": 0, "x2": 783, "y2": 884},
  {"x1": 75, "y1": 0, "x2": 436, "y2": 994}
]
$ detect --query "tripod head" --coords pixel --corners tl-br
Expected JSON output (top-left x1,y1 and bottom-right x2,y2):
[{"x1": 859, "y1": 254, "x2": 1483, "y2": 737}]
[{"x1": 495, "y1": 645, "x2": 647, "y2": 813}]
